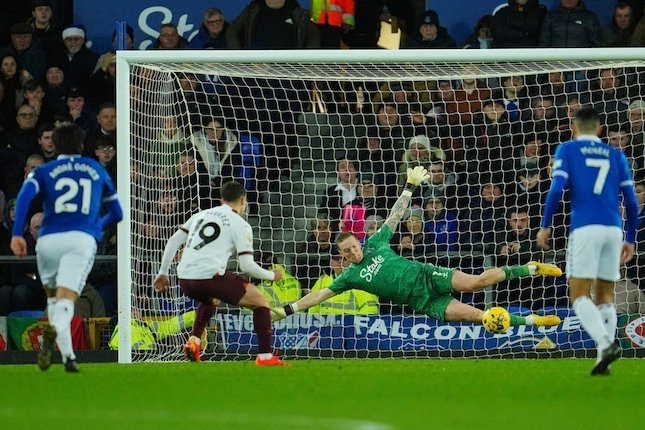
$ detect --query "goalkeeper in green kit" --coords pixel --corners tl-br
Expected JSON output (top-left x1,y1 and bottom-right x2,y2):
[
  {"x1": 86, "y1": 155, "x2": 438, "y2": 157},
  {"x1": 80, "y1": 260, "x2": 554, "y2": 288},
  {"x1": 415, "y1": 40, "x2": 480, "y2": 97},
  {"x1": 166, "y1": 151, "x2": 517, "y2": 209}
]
[{"x1": 272, "y1": 166, "x2": 563, "y2": 332}]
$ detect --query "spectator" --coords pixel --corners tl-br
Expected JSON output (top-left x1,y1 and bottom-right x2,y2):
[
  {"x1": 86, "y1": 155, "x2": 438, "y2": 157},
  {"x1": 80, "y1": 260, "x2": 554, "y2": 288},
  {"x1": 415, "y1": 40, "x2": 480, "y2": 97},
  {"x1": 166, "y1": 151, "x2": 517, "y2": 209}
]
[
  {"x1": 591, "y1": 68, "x2": 629, "y2": 126},
  {"x1": 65, "y1": 87, "x2": 96, "y2": 139},
  {"x1": 171, "y1": 151, "x2": 212, "y2": 215},
  {"x1": 87, "y1": 52, "x2": 116, "y2": 107},
  {"x1": 422, "y1": 159, "x2": 459, "y2": 211},
  {"x1": 357, "y1": 128, "x2": 399, "y2": 202},
  {"x1": 393, "y1": 206, "x2": 427, "y2": 260},
  {"x1": 539, "y1": 0, "x2": 602, "y2": 48},
  {"x1": 611, "y1": 275, "x2": 645, "y2": 314},
  {"x1": 463, "y1": 15, "x2": 495, "y2": 49},
  {"x1": 526, "y1": 97, "x2": 558, "y2": 147},
  {"x1": 603, "y1": 2, "x2": 636, "y2": 47},
  {"x1": 93, "y1": 134, "x2": 116, "y2": 183},
  {"x1": 319, "y1": 158, "x2": 358, "y2": 235},
  {"x1": 625, "y1": 99, "x2": 644, "y2": 178},
  {"x1": 453, "y1": 77, "x2": 491, "y2": 125},
  {"x1": 3, "y1": 212, "x2": 46, "y2": 314},
  {"x1": 495, "y1": 207, "x2": 538, "y2": 267},
  {"x1": 607, "y1": 126, "x2": 643, "y2": 175},
  {"x1": 0, "y1": 22, "x2": 47, "y2": 83},
  {"x1": 27, "y1": 0, "x2": 62, "y2": 57},
  {"x1": 227, "y1": 0, "x2": 320, "y2": 49},
  {"x1": 35, "y1": 122, "x2": 55, "y2": 162},
  {"x1": 494, "y1": 75, "x2": 528, "y2": 123},
  {"x1": 507, "y1": 166, "x2": 548, "y2": 218},
  {"x1": 93, "y1": 25, "x2": 135, "y2": 74},
  {"x1": 405, "y1": 10, "x2": 456, "y2": 48},
  {"x1": 51, "y1": 24, "x2": 100, "y2": 92},
  {"x1": 424, "y1": 195, "x2": 459, "y2": 254},
  {"x1": 22, "y1": 79, "x2": 52, "y2": 125},
  {"x1": 189, "y1": 117, "x2": 242, "y2": 200},
  {"x1": 85, "y1": 102, "x2": 116, "y2": 155},
  {"x1": 1, "y1": 54, "x2": 27, "y2": 114},
  {"x1": 190, "y1": 8, "x2": 229, "y2": 49},
  {"x1": 43, "y1": 65, "x2": 69, "y2": 115},
  {"x1": 0, "y1": 105, "x2": 39, "y2": 197},
  {"x1": 363, "y1": 214, "x2": 383, "y2": 237},
  {"x1": 397, "y1": 135, "x2": 446, "y2": 204},
  {"x1": 310, "y1": 0, "x2": 355, "y2": 48},
  {"x1": 465, "y1": 176, "x2": 508, "y2": 254},
  {"x1": 493, "y1": 0, "x2": 547, "y2": 48},
  {"x1": 156, "y1": 114, "x2": 187, "y2": 172},
  {"x1": 152, "y1": 23, "x2": 189, "y2": 50},
  {"x1": 295, "y1": 217, "x2": 334, "y2": 293}
]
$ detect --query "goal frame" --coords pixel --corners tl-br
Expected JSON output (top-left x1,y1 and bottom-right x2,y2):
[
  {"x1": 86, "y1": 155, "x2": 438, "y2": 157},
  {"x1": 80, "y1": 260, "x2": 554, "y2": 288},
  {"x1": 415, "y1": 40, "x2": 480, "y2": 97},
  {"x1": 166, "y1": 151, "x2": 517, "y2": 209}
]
[{"x1": 116, "y1": 47, "x2": 645, "y2": 363}]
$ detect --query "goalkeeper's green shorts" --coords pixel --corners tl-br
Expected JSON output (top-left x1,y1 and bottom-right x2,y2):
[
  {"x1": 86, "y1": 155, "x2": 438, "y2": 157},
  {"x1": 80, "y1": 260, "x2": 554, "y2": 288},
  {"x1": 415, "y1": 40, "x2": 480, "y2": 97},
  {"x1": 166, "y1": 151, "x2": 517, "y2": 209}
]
[{"x1": 416, "y1": 264, "x2": 455, "y2": 321}]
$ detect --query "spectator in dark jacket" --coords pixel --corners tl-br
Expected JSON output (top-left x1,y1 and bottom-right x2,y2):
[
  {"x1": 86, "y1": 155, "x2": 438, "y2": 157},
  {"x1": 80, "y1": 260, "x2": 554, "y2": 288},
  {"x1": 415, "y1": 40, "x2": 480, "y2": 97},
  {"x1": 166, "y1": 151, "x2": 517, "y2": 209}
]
[
  {"x1": 152, "y1": 23, "x2": 189, "y2": 50},
  {"x1": 27, "y1": 0, "x2": 62, "y2": 60},
  {"x1": 227, "y1": 0, "x2": 320, "y2": 49},
  {"x1": 190, "y1": 7, "x2": 229, "y2": 49},
  {"x1": 405, "y1": 10, "x2": 456, "y2": 49},
  {"x1": 50, "y1": 24, "x2": 100, "y2": 92},
  {"x1": 493, "y1": 0, "x2": 547, "y2": 48},
  {"x1": 539, "y1": 0, "x2": 602, "y2": 48},
  {"x1": 603, "y1": 2, "x2": 636, "y2": 47},
  {"x1": 0, "y1": 22, "x2": 47, "y2": 83},
  {"x1": 462, "y1": 15, "x2": 496, "y2": 49}
]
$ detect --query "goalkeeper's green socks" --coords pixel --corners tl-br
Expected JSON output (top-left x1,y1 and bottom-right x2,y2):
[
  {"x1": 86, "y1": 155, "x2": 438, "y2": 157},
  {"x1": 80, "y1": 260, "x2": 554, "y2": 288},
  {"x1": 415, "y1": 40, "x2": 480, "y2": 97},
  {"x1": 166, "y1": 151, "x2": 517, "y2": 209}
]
[
  {"x1": 509, "y1": 315, "x2": 535, "y2": 326},
  {"x1": 502, "y1": 265, "x2": 531, "y2": 280}
]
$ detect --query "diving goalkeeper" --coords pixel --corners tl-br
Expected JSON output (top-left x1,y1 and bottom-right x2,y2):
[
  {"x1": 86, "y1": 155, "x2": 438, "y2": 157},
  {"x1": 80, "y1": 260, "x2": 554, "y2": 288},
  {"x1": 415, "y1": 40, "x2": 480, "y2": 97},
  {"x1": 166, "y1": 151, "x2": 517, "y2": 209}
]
[{"x1": 272, "y1": 166, "x2": 563, "y2": 331}]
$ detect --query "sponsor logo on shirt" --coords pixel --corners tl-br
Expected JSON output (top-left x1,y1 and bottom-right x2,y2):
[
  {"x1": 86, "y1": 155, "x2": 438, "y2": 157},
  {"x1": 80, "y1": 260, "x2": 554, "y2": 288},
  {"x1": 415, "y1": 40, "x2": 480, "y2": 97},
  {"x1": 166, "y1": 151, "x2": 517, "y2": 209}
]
[
  {"x1": 432, "y1": 271, "x2": 448, "y2": 278},
  {"x1": 359, "y1": 255, "x2": 385, "y2": 282}
]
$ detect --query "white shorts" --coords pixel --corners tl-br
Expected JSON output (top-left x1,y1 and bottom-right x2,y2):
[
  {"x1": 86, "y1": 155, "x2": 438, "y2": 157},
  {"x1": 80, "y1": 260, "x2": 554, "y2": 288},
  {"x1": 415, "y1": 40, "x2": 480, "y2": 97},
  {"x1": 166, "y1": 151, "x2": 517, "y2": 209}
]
[
  {"x1": 566, "y1": 225, "x2": 623, "y2": 281},
  {"x1": 36, "y1": 231, "x2": 98, "y2": 295}
]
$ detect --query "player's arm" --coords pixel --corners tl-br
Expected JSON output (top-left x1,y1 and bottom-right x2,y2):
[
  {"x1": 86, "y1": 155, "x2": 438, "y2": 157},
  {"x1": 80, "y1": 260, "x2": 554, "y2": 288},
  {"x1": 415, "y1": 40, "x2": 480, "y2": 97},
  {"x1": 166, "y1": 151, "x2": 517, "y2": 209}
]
[
  {"x1": 384, "y1": 166, "x2": 429, "y2": 233},
  {"x1": 99, "y1": 195, "x2": 123, "y2": 229},
  {"x1": 272, "y1": 288, "x2": 337, "y2": 320},
  {"x1": 620, "y1": 154, "x2": 639, "y2": 263},
  {"x1": 537, "y1": 151, "x2": 568, "y2": 249},
  {"x1": 10, "y1": 175, "x2": 39, "y2": 257},
  {"x1": 153, "y1": 228, "x2": 189, "y2": 292},
  {"x1": 239, "y1": 253, "x2": 279, "y2": 281}
]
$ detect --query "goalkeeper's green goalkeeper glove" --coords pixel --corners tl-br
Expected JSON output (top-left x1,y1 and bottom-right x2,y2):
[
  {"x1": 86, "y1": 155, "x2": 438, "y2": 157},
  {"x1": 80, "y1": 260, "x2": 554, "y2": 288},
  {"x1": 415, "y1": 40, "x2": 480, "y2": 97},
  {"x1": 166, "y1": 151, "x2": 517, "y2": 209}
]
[{"x1": 405, "y1": 166, "x2": 430, "y2": 192}]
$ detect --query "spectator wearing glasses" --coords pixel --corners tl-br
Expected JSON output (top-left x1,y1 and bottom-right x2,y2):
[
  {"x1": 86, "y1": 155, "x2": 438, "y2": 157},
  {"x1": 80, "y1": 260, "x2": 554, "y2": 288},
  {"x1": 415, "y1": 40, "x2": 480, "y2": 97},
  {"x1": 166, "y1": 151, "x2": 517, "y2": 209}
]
[{"x1": 190, "y1": 8, "x2": 229, "y2": 49}]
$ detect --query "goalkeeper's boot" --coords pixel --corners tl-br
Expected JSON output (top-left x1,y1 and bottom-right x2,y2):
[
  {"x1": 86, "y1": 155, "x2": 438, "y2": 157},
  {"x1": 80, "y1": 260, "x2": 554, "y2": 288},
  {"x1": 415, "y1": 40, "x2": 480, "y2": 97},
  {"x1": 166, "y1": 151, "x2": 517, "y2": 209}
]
[
  {"x1": 184, "y1": 337, "x2": 201, "y2": 362},
  {"x1": 591, "y1": 343, "x2": 621, "y2": 376},
  {"x1": 531, "y1": 314, "x2": 562, "y2": 327},
  {"x1": 255, "y1": 355, "x2": 291, "y2": 367},
  {"x1": 528, "y1": 261, "x2": 563, "y2": 277},
  {"x1": 38, "y1": 325, "x2": 57, "y2": 371},
  {"x1": 64, "y1": 357, "x2": 79, "y2": 373}
]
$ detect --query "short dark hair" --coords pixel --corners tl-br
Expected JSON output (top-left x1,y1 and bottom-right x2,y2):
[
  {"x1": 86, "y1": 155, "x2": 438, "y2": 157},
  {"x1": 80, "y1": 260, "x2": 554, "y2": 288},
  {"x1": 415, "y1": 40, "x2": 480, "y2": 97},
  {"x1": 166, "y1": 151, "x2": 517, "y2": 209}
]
[
  {"x1": 52, "y1": 123, "x2": 85, "y2": 155},
  {"x1": 220, "y1": 181, "x2": 246, "y2": 202},
  {"x1": 574, "y1": 105, "x2": 600, "y2": 132},
  {"x1": 37, "y1": 122, "x2": 54, "y2": 138}
]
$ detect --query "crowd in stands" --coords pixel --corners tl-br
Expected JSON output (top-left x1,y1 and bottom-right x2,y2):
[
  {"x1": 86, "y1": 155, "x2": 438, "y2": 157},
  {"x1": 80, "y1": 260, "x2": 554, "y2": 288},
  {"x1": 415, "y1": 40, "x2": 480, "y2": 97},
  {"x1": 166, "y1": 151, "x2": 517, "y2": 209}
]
[{"x1": 0, "y1": 0, "x2": 644, "y2": 321}]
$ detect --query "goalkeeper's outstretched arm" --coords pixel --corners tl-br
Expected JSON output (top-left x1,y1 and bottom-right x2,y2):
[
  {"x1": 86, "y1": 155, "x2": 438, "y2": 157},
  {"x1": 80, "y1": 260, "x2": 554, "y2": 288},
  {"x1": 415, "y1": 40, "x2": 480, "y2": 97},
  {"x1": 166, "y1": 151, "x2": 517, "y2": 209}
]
[
  {"x1": 383, "y1": 166, "x2": 429, "y2": 233},
  {"x1": 272, "y1": 288, "x2": 337, "y2": 320}
]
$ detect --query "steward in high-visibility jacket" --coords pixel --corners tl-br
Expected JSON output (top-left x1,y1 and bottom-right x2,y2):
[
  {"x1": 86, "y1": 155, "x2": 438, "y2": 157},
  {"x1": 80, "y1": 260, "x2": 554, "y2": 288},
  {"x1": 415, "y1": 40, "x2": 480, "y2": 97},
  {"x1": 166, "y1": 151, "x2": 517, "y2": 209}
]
[
  {"x1": 257, "y1": 264, "x2": 302, "y2": 308},
  {"x1": 109, "y1": 310, "x2": 202, "y2": 350},
  {"x1": 310, "y1": 0, "x2": 355, "y2": 29},
  {"x1": 307, "y1": 272, "x2": 379, "y2": 315}
]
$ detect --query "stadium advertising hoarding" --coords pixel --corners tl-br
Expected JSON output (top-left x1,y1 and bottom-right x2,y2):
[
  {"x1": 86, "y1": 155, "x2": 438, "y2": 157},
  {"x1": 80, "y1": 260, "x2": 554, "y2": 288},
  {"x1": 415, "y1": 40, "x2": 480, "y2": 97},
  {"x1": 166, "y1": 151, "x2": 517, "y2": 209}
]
[{"x1": 217, "y1": 312, "x2": 645, "y2": 352}]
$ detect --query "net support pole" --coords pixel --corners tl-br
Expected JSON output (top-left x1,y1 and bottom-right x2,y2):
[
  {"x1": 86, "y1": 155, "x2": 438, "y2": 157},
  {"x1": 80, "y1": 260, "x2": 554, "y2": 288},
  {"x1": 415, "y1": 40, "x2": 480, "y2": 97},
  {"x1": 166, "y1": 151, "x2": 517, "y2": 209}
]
[{"x1": 116, "y1": 53, "x2": 133, "y2": 363}]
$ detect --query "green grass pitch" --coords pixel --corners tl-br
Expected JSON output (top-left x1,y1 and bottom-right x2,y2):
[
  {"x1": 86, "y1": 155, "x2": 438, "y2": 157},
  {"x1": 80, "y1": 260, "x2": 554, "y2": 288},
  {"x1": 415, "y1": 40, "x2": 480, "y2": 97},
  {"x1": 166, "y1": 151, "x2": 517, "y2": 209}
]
[{"x1": 0, "y1": 358, "x2": 641, "y2": 430}]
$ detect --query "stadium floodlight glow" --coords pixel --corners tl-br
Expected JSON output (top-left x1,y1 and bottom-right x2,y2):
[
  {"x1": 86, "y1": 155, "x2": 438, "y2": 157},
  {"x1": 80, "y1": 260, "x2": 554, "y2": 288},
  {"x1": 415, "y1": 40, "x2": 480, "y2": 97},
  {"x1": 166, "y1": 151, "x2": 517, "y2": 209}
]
[{"x1": 117, "y1": 48, "x2": 645, "y2": 363}]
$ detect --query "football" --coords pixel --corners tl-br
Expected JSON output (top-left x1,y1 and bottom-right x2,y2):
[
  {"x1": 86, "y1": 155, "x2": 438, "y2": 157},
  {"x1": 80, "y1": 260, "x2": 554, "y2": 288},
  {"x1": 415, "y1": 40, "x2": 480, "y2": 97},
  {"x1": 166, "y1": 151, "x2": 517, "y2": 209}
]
[{"x1": 482, "y1": 307, "x2": 511, "y2": 334}]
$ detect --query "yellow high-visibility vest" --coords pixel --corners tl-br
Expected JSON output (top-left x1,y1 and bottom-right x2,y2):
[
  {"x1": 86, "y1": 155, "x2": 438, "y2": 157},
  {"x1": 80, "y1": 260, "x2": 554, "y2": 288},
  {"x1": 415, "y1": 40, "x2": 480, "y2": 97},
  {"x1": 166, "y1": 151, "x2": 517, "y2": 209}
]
[
  {"x1": 257, "y1": 264, "x2": 302, "y2": 308},
  {"x1": 308, "y1": 273, "x2": 379, "y2": 315}
]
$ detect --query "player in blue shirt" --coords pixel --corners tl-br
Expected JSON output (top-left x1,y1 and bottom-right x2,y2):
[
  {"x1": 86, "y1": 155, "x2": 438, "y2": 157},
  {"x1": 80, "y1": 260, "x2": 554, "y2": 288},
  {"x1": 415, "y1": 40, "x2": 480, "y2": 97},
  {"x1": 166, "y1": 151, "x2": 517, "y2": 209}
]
[
  {"x1": 10, "y1": 123, "x2": 123, "y2": 372},
  {"x1": 537, "y1": 106, "x2": 639, "y2": 376}
]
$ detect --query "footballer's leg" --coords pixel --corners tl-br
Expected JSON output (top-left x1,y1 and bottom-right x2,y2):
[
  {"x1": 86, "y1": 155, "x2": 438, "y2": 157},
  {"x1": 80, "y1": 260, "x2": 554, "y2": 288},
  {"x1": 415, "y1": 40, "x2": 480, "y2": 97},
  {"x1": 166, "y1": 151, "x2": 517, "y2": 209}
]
[
  {"x1": 184, "y1": 300, "x2": 218, "y2": 362},
  {"x1": 442, "y1": 299, "x2": 558, "y2": 331},
  {"x1": 450, "y1": 264, "x2": 562, "y2": 295},
  {"x1": 238, "y1": 285, "x2": 290, "y2": 367}
]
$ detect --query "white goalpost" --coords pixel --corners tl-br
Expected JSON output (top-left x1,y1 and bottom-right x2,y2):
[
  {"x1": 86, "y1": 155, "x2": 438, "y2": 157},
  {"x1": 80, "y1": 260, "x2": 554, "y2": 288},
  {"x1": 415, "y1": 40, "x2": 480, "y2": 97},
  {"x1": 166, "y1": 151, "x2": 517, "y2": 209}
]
[{"x1": 116, "y1": 48, "x2": 645, "y2": 363}]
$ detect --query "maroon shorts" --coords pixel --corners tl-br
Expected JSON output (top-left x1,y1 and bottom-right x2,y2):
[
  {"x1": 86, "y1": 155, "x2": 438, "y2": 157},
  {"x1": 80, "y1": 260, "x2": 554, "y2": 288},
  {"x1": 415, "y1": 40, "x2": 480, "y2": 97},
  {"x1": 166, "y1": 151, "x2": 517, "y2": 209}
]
[{"x1": 179, "y1": 272, "x2": 248, "y2": 305}]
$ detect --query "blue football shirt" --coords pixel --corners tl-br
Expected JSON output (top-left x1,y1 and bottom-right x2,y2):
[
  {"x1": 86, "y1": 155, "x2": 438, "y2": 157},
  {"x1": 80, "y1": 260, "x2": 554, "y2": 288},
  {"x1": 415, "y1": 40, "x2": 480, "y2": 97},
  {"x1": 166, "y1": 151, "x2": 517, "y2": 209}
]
[
  {"x1": 543, "y1": 135, "x2": 634, "y2": 233},
  {"x1": 21, "y1": 155, "x2": 119, "y2": 242}
]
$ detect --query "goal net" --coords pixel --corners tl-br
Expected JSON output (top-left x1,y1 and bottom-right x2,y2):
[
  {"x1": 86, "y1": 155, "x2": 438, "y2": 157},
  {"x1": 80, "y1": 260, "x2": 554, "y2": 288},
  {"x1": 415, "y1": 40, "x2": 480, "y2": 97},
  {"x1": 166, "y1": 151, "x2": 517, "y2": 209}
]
[{"x1": 116, "y1": 49, "x2": 645, "y2": 363}]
